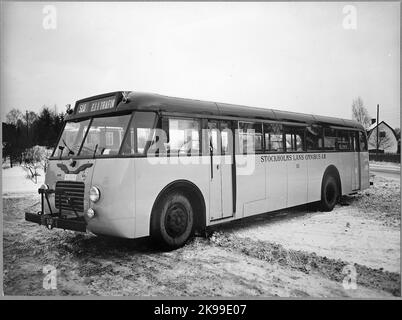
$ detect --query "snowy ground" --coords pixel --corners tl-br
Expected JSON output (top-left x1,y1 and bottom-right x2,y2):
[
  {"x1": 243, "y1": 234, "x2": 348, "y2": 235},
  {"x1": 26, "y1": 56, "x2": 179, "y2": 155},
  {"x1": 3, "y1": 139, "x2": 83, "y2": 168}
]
[
  {"x1": 2, "y1": 165, "x2": 45, "y2": 195},
  {"x1": 369, "y1": 161, "x2": 400, "y2": 168},
  {"x1": 2, "y1": 163, "x2": 400, "y2": 297}
]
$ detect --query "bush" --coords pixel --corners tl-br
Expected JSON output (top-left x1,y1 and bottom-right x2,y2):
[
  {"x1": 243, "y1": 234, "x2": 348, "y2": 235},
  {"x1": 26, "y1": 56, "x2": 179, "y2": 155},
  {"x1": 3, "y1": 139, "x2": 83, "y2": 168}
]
[{"x1": 22, "y1": 145, "x2": 52, "y2": 183}]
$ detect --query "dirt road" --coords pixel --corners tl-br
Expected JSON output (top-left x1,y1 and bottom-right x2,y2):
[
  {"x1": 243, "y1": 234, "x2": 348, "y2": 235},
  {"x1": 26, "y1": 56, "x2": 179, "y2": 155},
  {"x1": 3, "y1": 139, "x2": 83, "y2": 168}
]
[{"x1": 3, "y1": 175, "x2": 400, "y2": 297}]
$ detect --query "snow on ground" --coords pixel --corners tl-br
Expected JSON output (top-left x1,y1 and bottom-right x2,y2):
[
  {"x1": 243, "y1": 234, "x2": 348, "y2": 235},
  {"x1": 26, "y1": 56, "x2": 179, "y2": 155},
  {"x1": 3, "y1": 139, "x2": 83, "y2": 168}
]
[
  {"x1": 227, "y1": 207, "x2": 400, "y2": 273},
  {"x1": 2, "y1": 161, "x2": 400, "y2": 297},
  {"x1": 369, "y1": 161, "x2": 400, "y2": 168},
  {"x1": 2, "y1": 165, "x2": 45, "y2": 195}
]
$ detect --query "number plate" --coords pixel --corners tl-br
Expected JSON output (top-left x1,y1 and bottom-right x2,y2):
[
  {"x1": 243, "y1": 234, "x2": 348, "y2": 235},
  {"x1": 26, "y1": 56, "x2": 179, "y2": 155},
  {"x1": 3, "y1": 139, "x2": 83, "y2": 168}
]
[{"x1": 64, "y1": 174, "x2": 77, "y2": 181}]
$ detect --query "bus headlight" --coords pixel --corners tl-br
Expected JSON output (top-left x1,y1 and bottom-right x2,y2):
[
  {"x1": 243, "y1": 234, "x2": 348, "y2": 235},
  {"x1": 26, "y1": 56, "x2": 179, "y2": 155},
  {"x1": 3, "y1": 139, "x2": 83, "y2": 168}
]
[
  {"x1": 89, "y1": 186, "x2": 100, "y2": 202},
  {"x1": 86, "y1": 208, "x2": 95, "y2": 219}
]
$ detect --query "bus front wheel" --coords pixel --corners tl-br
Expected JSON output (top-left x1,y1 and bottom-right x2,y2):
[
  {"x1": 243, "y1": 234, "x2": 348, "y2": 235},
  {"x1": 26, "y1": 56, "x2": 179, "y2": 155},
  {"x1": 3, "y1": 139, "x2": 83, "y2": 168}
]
[
  {"x1": 321, "y1": 175, "x2": 339, "y2": 212},
  {"x1": 151, "y1": 191, "x2": 194, "y2": 250}
]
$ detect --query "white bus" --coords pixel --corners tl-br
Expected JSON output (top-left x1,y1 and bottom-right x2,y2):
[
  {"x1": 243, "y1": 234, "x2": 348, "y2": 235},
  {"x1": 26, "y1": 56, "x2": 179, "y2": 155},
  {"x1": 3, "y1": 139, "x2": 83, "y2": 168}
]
[{"x1": 25, "y1": 91, "x2": 370, "y2": 249}]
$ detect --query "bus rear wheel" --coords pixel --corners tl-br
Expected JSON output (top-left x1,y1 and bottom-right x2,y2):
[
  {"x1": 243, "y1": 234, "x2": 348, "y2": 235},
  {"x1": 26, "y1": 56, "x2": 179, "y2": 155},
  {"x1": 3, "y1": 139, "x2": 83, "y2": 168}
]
[
  {"x1": 321, "y1": 175, "x2": 339, "y2": 212},
  {"x1": 151, "y1": 191, "x2": 194, "y2": 250}
]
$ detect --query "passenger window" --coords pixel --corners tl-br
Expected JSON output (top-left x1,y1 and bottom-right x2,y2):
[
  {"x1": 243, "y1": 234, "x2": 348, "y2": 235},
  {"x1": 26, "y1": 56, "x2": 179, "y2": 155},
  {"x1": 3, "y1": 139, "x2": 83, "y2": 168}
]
[
  {"x1": 238, "y1": 122, "x2": 263, "y2": 154},
  {"x1": 264, "y1": 123, "x2": 284, "y2": 152},
  {"x1": 220, "y1": 121, "x2": 233, "y2": 155},
  {"x1": 359, "y1": 131, "x2": 368, "y2": 152},
  {"x1": 165, "y1": 118, "x2": 200, "y2": 156},
  {"x1": 121, "y1": 112, "x2": 156, "y2": 155},
  {"x1": 324, "y1": 128, "x2": 337, "y2": 151},
  {"x1": 337, "y1": 130, "x2": 351, "y2": 151},
  {"x1": 208, "y1": 121, "x2": 220, "y2": 155},
  {"x1": 284, "y1": 126, "x2": 305, "y2": 152},
  {"x1": 349, "y1": 131, "x2": 358, "y2": 151},
  {"x1": 306, "y1": 125, "x2": 323, "y2": 151}
]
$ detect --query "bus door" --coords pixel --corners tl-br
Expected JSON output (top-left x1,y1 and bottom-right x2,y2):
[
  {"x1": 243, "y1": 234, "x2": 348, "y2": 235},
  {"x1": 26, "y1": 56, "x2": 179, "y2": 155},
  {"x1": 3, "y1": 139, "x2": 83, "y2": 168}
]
[
  {"x1": 351, "y1": 131, "x2": 361, "y2": 190},
  {"x1": 208, "y1": 121, "x2": 233, "y2": 221}
]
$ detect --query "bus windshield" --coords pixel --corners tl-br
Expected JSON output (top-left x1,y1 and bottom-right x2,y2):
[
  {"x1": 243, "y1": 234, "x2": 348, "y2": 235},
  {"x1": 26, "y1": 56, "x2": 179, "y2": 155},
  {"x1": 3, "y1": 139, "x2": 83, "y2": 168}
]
[
  {"x1": 53, "y1": 119, "x2": 91, "y2": 158},
  {"x1": 53, "y1": 112, "x2": 157, "y2": 159},
  {"x1": 80, "y1": 114, "x2": 131, "y2": 157}
]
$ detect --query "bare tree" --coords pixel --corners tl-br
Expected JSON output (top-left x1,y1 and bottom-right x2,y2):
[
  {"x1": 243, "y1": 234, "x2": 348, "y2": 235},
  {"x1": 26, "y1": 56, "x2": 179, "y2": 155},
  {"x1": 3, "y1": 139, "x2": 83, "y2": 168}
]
[
  {"x1": 5, "y1": 108, "x2": 23, "y2": 125},
  {"x1": 352, "y1": 97, "x2": 371, "y2": 129}
]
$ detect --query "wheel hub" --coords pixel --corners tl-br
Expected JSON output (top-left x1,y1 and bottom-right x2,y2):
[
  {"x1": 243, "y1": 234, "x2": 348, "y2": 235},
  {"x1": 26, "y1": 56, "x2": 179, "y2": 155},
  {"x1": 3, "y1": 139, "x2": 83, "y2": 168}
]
[{"x1": 165, "y1": 204, "x2": 188, "y2": 238}]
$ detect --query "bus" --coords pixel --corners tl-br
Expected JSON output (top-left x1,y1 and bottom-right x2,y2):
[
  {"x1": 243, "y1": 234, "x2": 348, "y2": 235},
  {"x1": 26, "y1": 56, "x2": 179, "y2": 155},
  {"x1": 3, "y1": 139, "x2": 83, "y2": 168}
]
[{"x1": 25, "y1": 91, "x2": 370, "y2": 249}]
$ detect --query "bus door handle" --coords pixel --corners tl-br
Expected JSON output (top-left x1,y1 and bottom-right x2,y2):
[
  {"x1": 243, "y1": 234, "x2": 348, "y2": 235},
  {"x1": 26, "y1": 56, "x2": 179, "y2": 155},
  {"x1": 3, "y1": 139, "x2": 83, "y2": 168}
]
[
  {"x1": 216, "y1": 164, "x2": 220, "y2": 170},
  {"x1": 209, "y1": 143, "x2": 213, "y2": 179}
]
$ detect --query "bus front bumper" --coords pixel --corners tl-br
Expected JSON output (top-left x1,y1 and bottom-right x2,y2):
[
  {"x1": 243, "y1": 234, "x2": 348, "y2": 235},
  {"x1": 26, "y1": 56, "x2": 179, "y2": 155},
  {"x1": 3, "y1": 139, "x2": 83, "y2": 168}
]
[{"x1": 25, "y1": 212, "x2": 87, "y2": 232}]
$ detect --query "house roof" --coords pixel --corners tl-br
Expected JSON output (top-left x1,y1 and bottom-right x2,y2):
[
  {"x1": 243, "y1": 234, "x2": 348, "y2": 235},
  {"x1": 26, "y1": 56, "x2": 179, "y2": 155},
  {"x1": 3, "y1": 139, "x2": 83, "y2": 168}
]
[{"x1": 367, "y1": 120, "x2": 397, "y2": 139}]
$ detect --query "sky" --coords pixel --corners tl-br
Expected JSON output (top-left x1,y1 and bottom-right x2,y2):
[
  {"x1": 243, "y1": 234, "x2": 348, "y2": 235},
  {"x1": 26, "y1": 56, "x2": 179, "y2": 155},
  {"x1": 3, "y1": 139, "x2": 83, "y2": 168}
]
[{"x1": 1, "y1": 2, "x2": 400, "y2": 128}]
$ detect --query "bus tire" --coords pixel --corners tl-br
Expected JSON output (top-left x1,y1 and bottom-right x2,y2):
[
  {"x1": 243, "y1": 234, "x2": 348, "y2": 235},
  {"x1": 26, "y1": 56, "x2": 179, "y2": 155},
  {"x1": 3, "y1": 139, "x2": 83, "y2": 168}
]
[
  {"x1": 321, "y1": 174, "x2": 339, "y2": 212},
  {"x1": 150, "y1": 191, "x2": 194, "y2": 250}
]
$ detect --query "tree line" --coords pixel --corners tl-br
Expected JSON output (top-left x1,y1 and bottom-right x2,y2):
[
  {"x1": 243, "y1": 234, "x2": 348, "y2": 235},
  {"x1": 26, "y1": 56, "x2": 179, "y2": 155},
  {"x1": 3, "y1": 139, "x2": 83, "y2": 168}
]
[{"x1": 2, "y1": 106, "x2": 64, "y2": 167}]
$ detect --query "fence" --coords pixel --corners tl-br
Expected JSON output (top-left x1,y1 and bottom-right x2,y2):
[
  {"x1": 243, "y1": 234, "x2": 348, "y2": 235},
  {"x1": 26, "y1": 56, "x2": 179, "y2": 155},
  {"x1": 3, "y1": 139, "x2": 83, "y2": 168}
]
[{"x1": 369, "y1": 153, "x2": 401, "y2": 163}]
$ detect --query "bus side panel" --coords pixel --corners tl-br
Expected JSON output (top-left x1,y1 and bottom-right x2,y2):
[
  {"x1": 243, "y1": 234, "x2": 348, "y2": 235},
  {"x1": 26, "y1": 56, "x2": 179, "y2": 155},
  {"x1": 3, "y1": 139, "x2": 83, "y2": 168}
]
[
  {"x1": 134, "y1": 157, "x2": 210, "y2": 238},
  {"x1": 87, "y1": 158, "x2": 136, "y2": 238},
  {"x1": 335, "y1": 152, "x2": 353, "y2": 195},
  {"x1": 307, "y1": 156, "x2": 327, "y2": 203},
  {"x1": 287, "y1": 154, "x2": 308, "y2": 208},
  {"x1": 343, "y1": 152, "x2": 354, "y2": 195},
  {"x1": 266, "y1": 158, "x2": 287, "y2": 212},
  {"x1": 236, "y1": 154, "x2": 266, "y2": 217},
  {"x1": 360, "y1": 152, "x2": 370, "y2": 190}
]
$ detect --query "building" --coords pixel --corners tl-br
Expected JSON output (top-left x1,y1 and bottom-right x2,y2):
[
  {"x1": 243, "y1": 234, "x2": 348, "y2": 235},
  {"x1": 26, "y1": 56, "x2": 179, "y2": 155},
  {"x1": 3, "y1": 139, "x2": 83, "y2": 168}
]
[{"x1": 367, "y1": 121, "x2": 398, "y2": 153}]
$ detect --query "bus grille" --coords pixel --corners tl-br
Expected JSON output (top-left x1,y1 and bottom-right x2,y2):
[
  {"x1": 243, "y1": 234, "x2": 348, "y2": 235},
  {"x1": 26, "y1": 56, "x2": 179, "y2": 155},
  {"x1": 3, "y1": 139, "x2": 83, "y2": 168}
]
[{"x1": 55, "y1": 181, "x2": 85, "y2": 213}]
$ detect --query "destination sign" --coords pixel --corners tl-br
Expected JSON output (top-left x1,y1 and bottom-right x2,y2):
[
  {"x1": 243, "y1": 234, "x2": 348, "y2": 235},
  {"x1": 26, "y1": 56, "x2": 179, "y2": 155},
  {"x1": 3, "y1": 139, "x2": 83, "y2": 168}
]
[{"x1": 76, "y1": 96, "x2": 116, "y2": 114}]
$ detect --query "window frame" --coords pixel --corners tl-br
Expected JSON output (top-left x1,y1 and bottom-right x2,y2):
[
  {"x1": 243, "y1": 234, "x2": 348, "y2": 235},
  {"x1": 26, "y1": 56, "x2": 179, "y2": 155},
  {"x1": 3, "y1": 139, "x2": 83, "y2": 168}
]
[
  {"x1": 305, "y1": 124, "x2": 324, "y2": 152},
  {"x1": 336, "y1": 129, "x2": 352, "y2": 152},
  {"x1": 263, "y1": 122, "x2": 285, "y2": 153},
  {"x1": 323, "y1": 127, "x2": 337, "y2": 151},
  {"x1": 119, "y1": 111, "x2": 159, "y2": 157},
  {"x1": 161, "y1": 115, "x2": 202, "y2": 157},
  {"x1": 283, "y1": 125, "x2": 306, "y2": 153},
  {"x1": 79, "y1": 113, "x2": 132, "y2": 158},
  {"x1": 237, "y1": 121, "x2": 264, "y2": 155}
]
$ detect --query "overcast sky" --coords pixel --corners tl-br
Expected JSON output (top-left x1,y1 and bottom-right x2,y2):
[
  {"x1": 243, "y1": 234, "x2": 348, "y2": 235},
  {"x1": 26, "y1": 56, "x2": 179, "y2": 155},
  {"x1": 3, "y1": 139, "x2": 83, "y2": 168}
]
[{"x1": 1, "y1": 2, "x2": 400, "y2": 128}]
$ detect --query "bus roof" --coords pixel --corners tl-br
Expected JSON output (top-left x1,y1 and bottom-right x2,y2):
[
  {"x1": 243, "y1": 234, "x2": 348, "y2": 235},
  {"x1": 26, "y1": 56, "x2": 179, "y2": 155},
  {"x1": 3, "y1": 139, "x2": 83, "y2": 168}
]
[{"x1": 67, "y1": 91, "x2": 364, "y2": 130}]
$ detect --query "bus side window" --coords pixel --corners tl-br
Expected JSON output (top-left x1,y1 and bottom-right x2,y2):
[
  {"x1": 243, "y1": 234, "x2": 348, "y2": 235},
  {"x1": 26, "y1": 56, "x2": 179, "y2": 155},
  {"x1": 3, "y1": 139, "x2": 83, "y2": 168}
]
[
  {"x1": 264, "y1": 123, "x2": 284, "y2": 152},
  {"x1": 207, "y1": 121, "x2": 220, "y2": 154},
  {"x1": 284, "y1": 126, "x2": 305, "y2": 152},
  {"x1": 120, "y1": 112, "x2": 156, "y2": 156},
  {"x1": 238, "y1": 121, "x2": 263, "y2": 154},
  {"x1": 306, "y1": 125, "x2": 323, "y2": 151},
  {"x1": 349, "y1": 131, "x2": 354, "y2": 151},
  {"x1": 337, "y1": 130, "x2": 351, "y2": 151},
  {"x1": 324, "y1": 128, "x2": 337, "y2": 151},
  {"x1": 220, "y1": 121, "x2": 233, "y2": 155},
  {"x1": 359, "y1": 131, "x2": 368, "y2": 152},
  {"x1": 165, "y1": 117, "x2": 200, "y2": 156}
]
